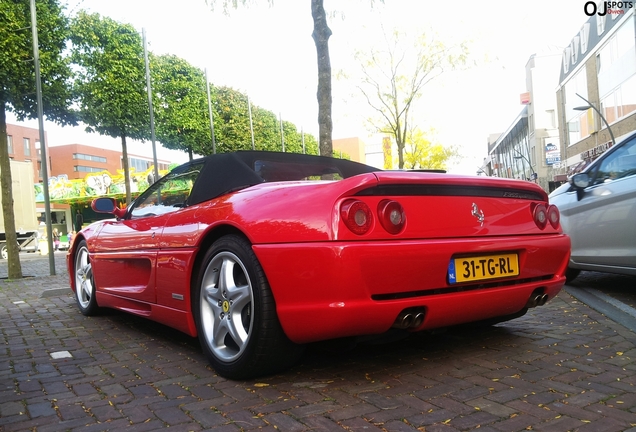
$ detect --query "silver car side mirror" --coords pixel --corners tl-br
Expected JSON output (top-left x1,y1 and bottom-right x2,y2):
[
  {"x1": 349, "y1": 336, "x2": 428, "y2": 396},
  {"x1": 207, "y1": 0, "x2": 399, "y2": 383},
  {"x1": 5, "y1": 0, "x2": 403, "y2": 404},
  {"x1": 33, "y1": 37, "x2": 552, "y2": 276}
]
[
  {"x1": 572, "y1": 173, "x2": 590, "y2": 188},
  {"x1": 571, "y1": 173, "x2": 590, "y2": 201}
]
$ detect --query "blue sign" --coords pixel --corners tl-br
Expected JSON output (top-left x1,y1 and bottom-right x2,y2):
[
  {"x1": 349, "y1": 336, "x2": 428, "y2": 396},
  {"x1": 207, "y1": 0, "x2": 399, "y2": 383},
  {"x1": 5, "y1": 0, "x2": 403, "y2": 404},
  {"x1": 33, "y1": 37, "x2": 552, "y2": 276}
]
[{"x1": 545, "y1": 143, "x2": 561, "y2": 166}]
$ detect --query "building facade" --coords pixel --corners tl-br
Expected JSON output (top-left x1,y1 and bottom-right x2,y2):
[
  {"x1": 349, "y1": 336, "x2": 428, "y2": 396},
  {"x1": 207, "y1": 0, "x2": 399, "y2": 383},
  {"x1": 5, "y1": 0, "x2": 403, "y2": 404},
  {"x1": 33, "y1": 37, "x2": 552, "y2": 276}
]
[
  {"x1": 555, "y1": 5, "x2": 636, "y2": 180},
  {"x1": 48, "y1": 143, "x2": 171, "y2": 180},
  {"x1": 5, "y1": 123, "x2": 51, "y2": 183},
  {"x1": 332, "y1": 137, "x2": 367, "y2": 163},
  {"x1": 6, "y1": 123, "x2": 173, "y2": 235},
  {"x1": 484, "y1": 49, "x2": 563, "y2": 192}
]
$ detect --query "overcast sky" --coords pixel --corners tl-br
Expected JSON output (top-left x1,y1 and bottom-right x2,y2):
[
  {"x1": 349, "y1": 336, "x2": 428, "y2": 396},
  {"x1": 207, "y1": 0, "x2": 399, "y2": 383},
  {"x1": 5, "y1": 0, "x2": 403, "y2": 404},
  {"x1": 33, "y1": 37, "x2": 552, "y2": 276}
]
[{"x1": 11, "y1": 0, "x2": 590, "y2": 173}]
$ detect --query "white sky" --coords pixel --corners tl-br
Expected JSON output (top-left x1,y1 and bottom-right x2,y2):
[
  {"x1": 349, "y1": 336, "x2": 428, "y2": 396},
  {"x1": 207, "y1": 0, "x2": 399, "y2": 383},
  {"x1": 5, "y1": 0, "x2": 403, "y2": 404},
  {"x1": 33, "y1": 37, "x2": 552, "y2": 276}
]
[{"x1": 10, "y1": 0, "x2": 590, "y2": 173}]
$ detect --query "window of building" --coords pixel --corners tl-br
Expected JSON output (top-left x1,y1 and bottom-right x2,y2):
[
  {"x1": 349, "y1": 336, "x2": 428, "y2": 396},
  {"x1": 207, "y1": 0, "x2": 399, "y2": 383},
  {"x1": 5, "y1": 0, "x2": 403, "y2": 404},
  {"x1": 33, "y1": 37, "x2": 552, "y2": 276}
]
[
  {"x1": 598, "y1": 15, "x2": 636, "y2": 126},
  {"x1": 597, "y1": 7, "x2": 606, "y2": 35},
  {"x1": 23, "y1": 138, "x2": 31, "y2": 156},
  {"x1": 564, "y1": 68, "x2": 589, "y2": 146},
  {"x1": 73, "y1": 153, "x2": 107, "y2": 163},
  {"x1": 128, "y1": 157, "x2": 152, "y2": 173},
  {"x1": 7, "y1": 135, "x2": 13, "y2": 154},
  {"x1": 546, "y1": 110, "x2": 556, "y2": 129},
  {"x1": 74, "y1": 165, "x2": 106, "y2": 173}
]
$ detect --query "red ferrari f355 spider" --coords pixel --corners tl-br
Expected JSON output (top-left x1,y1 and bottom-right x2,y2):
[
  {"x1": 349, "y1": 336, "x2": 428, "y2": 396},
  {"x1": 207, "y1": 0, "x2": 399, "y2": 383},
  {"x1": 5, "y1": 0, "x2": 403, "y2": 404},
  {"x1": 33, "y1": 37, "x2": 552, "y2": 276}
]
[{"x1": 68, "y1": 151, "x2": 570, "y2": 379}]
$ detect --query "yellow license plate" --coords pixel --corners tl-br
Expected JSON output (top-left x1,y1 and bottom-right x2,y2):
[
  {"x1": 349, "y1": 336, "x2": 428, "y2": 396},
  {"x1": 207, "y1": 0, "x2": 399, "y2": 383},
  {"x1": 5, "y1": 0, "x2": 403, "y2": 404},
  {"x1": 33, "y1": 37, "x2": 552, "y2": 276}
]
[{"x1": 448, "y1": 253, "x2": 519, "y2": 284}]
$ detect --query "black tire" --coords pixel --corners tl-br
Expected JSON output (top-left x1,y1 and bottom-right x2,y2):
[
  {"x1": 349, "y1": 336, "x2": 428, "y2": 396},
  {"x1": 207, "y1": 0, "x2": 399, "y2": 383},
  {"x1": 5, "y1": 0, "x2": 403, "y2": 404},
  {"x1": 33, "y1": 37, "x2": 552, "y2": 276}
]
[
  {"x1": 565, "y1": 267, "x2": 581, "y2": 284},
  {"x1": 73, "y1": 240, "x2": 100, "y2": 316},
  {"x1": 193, "y1": 235, "x2": 304, "y2": 379},
  {"x1": 1, "y1": 244, "x2": 7, "y2": 260}
]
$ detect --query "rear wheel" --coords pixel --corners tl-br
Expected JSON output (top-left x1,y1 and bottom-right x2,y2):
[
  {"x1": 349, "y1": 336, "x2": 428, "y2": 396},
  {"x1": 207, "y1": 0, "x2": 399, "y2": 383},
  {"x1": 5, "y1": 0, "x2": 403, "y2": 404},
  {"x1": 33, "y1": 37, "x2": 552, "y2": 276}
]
[
  {"x1": 74, "y1": 240, "x2": 99, "y2": 315},
  {"x1": 193, "y1": 235, "x2": 303, "y2": 379},
  {"x1": 1, "y1": 244, "x2": 7, "y2": 260}
]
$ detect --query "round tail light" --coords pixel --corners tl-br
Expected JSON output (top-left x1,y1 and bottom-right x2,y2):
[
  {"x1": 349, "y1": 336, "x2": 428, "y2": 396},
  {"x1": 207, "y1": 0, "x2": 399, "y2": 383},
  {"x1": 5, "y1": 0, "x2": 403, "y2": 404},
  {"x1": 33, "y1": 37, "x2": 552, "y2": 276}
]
[
  {"x1": 341, "y1": 200, "x2": 373, "y2": 235},
  {"x1": 377, "y1": 200, "x2": 406, "y2": 234},
  {"x1": 547, "y1": 204, "x2": 560, "y2": 229},
  {"x1": 533, "y1": 203, "x2": 548, "y2": 230}
]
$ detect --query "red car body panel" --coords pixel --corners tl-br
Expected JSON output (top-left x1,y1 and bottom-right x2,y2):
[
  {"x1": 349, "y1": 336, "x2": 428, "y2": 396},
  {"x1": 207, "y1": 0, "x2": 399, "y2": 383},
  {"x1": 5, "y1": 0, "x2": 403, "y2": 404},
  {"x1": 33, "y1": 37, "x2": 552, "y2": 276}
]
[
  {"x1": 253, "y1": 235, "x2": 568, "y2": 343},
  {"x1": 67, "y1": 152, "x2": 570, "y2": 347}
]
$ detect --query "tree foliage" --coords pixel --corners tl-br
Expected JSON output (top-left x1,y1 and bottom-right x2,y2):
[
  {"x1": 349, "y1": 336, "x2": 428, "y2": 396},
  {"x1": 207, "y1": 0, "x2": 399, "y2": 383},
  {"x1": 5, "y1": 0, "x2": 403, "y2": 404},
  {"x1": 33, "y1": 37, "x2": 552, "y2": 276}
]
[
  {"x1": 150, "y1": 54, "x2": 210, "y2": 158},
  {"x1": 403, "y1": 128, "x2": 459, "y2": 170},
  {"x1": 355, "y1": 27, "x2": 470, "y2": 169},
  {"x1": 69, "y1": 11, "x2": 150, "y2": 205},
  {"x1": 212, "y1": 86, "x2": 318, "y2": 155},
  {"x1": 1, "y1": 0, "x2": 75, "y2": 278}
]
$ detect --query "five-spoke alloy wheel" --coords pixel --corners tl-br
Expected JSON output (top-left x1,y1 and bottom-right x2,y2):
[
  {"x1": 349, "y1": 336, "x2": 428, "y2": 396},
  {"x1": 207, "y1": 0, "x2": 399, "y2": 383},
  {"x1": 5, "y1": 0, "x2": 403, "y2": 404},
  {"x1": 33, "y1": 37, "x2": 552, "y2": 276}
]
[
  {"x1": 193, "y1": 235, "x2": 303, "y2": 379},
  {"x1": 74, "y1": 240, "x2": 99, "y2": 315}
]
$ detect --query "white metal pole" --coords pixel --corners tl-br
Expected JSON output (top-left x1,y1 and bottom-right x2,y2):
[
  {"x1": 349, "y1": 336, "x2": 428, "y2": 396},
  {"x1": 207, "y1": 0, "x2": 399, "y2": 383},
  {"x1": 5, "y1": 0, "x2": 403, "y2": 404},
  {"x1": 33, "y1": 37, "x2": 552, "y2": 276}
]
[
  {"x1": 205, "y1": 68, "x2": 216, "y2": 154},
  {"x1": 143, "y1": 28, "x2": 159, "y2": 183},
  {"x1": 248, "y1": 96, "x2": 255, "y2": 150},
  {"x1": 30, "y1": 0, "x2": 55, "y2": 274}
]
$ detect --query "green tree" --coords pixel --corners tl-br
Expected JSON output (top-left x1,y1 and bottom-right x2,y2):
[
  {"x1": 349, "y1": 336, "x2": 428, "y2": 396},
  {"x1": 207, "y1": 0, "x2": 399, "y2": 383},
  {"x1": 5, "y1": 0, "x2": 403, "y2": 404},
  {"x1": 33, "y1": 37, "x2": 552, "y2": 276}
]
[
  {"x1": 151, "y1": 54, "x2": 210, "y2": 159},
  {"x1": 211, "y1": 86, "x2": 319, "y2": 155},
  {"x1": 1, "y1": 0, "x2": 75, "y2": 278},
  {"x1": 70, "y1": 11, "x2": 150, "y2": 205},
  {"x1": 354, "y1": 27, "x2": 469, "y2": 169},
  {"x1": 403, "y1": 128, "x2": 459, "y2": 170},
  {"x1": 205, "y1": 0, "x2": 379, "y2": 158},
  {"x1": 213, "y1": 86, "x2": 257, "y2": 154}
]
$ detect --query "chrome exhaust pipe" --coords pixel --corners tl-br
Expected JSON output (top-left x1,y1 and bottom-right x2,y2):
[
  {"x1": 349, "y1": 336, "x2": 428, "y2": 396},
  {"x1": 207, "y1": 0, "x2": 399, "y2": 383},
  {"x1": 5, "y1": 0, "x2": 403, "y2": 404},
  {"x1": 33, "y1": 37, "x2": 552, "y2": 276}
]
[
  {"x1": 392, "y1": 309, "x2": 426, "y2": 329},
  {"x1": 526, "y1": 295, "x2": 539, "y2": 308},
  {"x1": 412, "y1": 312, "x2": 425, "y2": 328},
  {"x1": 397, "y1": 313, "x2": 414, "y2": 329},
  {"x1": 538, "y1": 294, "x2": 549, "y2": 306}
]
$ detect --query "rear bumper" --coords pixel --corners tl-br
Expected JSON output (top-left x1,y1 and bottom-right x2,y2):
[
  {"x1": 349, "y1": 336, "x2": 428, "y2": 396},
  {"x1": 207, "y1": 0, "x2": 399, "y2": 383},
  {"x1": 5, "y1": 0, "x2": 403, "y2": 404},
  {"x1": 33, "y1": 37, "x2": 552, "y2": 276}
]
[{"x1": 253, "y1": 235, "x2": 570, "y2": 343}]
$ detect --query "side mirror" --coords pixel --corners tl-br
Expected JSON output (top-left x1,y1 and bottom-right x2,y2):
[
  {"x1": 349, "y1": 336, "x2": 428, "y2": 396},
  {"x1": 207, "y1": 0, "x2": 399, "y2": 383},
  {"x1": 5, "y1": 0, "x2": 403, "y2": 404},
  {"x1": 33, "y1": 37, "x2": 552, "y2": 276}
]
[
  {"x1": 91, "y1": 197, "x2": 127, "y2": 219},
  {"x1": 571, "y1": 173, "x2": 590, "y2": 201},
  {"x1": 571, "y1": 173, "x2": 590, "y2": 188}
]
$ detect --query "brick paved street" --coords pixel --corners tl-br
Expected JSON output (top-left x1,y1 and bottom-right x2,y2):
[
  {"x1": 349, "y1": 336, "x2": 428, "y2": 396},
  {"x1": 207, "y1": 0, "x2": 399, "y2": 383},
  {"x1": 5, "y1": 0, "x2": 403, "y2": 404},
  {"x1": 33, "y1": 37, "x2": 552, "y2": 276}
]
[{"x1": 1, "y1": 253, "x2": 636, "y2": 431}]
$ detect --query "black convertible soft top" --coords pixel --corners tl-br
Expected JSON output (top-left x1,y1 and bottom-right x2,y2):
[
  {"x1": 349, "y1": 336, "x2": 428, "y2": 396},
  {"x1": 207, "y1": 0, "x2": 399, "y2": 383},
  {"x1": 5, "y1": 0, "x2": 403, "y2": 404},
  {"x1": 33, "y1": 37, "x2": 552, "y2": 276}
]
[{"x1": 180, "y1": 151, "x2": 380, "y2": 206}]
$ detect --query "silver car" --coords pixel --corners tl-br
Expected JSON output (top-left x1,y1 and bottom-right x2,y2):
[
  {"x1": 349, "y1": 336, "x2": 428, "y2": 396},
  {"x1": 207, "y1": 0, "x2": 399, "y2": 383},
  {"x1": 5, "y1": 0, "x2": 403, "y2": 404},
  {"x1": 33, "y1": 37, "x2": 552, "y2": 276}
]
[{"x1": 549, "y1": 131, "x2": 636, "y2": 282}]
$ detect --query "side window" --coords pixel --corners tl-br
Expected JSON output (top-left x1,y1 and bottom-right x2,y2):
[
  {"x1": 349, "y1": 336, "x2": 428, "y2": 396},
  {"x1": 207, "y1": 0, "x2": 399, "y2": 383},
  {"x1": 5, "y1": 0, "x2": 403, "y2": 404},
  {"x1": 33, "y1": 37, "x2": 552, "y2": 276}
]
[
  {"x1": 592, "y1": 138, "x2": 636, "y2": 185},
  {"x1": 130, "y1": 163, "x2": 203, "y2": 218}
]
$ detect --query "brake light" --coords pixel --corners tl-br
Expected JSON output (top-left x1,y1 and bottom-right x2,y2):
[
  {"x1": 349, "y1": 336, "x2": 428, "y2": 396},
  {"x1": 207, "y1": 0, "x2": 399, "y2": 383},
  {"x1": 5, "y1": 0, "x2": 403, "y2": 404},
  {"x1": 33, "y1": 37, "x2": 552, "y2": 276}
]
[
  {"x1": 341, "y1": 200, "x2": 373, "y2": 235},
  {"x1": 533, "y1": 203, "x2": 548, "y2": 230},
  {"x1": 547, "y1": 204, "x2": 560, "y2": 229},
  {"x1": 377, "y1": 200, "x2": 406, "y2": 234}
]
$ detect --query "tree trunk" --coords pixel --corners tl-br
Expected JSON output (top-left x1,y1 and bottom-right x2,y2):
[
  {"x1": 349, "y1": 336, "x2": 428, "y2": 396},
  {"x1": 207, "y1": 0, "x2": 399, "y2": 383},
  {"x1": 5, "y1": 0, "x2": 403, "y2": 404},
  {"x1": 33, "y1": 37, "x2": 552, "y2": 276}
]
[
  {"x1": 0, "y1": 104, "x2": 24, "y2": 279},
  {"x1": 121, "y1": 134, "x2": 131, "y2": 205},
  {"x1": 311, "y1": 0, "x2": 333, "y2": 158}
]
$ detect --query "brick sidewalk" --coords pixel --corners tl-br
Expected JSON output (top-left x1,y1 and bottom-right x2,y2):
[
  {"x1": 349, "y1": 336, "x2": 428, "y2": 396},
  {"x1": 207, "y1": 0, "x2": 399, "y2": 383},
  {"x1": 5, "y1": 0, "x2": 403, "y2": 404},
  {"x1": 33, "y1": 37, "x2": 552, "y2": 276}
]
[{"x1": 1, "y1": 254, "x2": 636, "y2": 431}]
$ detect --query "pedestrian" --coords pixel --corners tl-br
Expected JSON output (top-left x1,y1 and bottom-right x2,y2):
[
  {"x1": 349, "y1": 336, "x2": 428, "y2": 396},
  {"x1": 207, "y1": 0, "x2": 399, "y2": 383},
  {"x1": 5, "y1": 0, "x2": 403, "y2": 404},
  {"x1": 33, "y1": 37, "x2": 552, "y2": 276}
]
[
  {"x1": 53, "y1": 228, "x2": 60, "y2": 251},
  {"x1": 68, "y1": 230, "x2": 74, "y2": 245},
  {"x1": 75, "y1": 209, "x2": 84, "y2": 232}
]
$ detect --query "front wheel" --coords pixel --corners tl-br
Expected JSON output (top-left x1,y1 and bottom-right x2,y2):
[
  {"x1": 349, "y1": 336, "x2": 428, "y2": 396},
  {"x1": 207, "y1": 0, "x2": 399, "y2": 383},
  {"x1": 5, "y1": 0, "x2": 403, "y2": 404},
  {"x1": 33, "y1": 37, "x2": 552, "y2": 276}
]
[
  {"x1": 74, "y1": 240, "x2": 100, "y2": 316},
  {"x1": 193, "y1": 235, "x2": 303, "y2": 379},
  {"x1": 1, "y1": 244, "x2": 7, "y2": 260}
]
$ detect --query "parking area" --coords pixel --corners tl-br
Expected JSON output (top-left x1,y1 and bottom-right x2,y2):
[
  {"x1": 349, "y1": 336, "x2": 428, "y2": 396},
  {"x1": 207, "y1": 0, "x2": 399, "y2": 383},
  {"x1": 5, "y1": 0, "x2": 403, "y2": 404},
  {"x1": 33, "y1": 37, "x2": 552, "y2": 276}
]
[{"x1": 1, "y1": 254, "x2": 636, "y2": 431}]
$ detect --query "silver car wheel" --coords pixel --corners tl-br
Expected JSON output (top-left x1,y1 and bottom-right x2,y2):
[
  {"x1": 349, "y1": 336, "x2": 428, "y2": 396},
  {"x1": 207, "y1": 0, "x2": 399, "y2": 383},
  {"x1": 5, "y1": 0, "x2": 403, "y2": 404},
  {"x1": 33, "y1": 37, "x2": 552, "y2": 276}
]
[
  {"x1": 199, "y1": 251, "x2": 254, "y2": 363},
  {"x1": 75, "y1": 244, "x2": 94, "y2": 310}
]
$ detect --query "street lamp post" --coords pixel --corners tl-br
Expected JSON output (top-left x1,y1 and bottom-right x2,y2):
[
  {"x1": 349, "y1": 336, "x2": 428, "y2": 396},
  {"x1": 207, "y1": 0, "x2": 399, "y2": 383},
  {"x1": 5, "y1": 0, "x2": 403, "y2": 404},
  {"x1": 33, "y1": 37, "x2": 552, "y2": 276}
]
[
  {"x1": 513, "y1": 150, "x2": 535, "y2": 181},
  {"x1": 573, "y1": 93, "x2": 616, "y2": 146}
]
